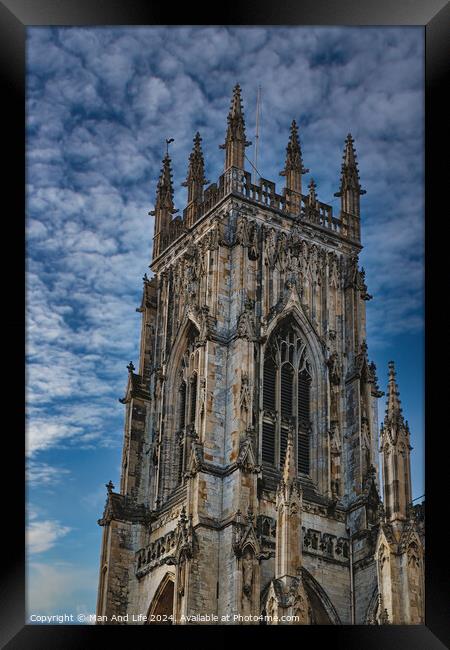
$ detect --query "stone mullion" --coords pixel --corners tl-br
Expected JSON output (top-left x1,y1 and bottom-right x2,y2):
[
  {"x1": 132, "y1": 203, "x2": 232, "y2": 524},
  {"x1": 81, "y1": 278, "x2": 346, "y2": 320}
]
[
  {"x1": 205, "y1": 248, "x2": 212, "y2": 314},
  {"x1": 318, "y1": 375, "x2": 329, "y2": 495},
  {"x1": 198, "y1": 345, "x2": 207, "y2": 444}
]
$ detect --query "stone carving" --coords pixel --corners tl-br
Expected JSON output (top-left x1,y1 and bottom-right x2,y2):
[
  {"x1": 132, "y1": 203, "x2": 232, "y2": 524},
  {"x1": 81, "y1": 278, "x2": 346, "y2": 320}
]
[
  {"x1": 199, "y1": 377, "x2": 206, "y2": 414},
  {"x1": 242, "y1": 547, "x2": 254, "y2": 597},
  {"x1": 235, "y1": 214, "x2": 250, "y2": 246},
  {"x1": 208, "y1": 215, "x2": 225, "y2": 250},
  {"x1": 276, "y1": 231, "x2": 288, "y2": 271},
  {"x1": 358, "y1": 267, "x2": 373, "y2": 301},
  {"x1": 327, "y1": 352, "x2": 341, "y2": 386},
  {"x1": 240, "y1": 372, "x2": 251, "y2": 412},
  {"x1": 329, "y1": 425, "x2": 342, "y2": 500},
  {"x1": 264, "y1": 227, "x2": 277, "y2": 267},
  {"x1": 248, "y1": 220, "x2": 259, "y2": 260},
  {"x1": 236, "y1": 297, "x2": 256, "y2": 340},
  {"x1": 328, "y1": 252, "x2": 340, "y2": 289},
  {"x1": 197, "y1": 305, "x2": 216, "y2": 343}
]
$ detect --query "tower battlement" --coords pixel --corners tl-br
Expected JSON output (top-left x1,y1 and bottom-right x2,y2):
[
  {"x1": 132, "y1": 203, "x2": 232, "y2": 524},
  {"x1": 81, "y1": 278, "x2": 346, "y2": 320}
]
[{"x1": 152, "y1": 86, "x2": 363, "y2": 261}]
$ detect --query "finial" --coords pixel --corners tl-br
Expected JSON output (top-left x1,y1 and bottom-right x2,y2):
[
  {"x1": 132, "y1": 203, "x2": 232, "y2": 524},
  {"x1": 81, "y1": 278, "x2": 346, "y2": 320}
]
[
  {"x1": 220, "y1": 84, "x2": 251, "y2": 170},
  {"x1": 127, "y1": 361, "x2": 135, "y2": 373},
  {"x1": 280, "y1": 119, "x2": 309, "y2": 177},
  {"x1": 334, "y1": 132, "x2": 366, "y2": 203},
  {"x1": 106, "y1": 480, "x2": 115, "y2": 494},
  {"x1": 385, "y1": 360, "x2": 404, "y2": 426},
  {"x1": 182, "y1": 131, "x2": 208, "y2": 199},
  {"x1": 308, "y1": 177, "x2": 317, "y2": 204},
  {"x1": 149, "y1": 145, "x2": 178, "y2": 218}
]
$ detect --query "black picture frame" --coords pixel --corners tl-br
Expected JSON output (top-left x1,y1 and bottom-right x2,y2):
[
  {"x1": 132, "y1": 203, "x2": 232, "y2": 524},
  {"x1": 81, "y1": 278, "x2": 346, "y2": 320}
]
[{"x1": 3, "y1": 1, "x2": 448, "y2": 648}]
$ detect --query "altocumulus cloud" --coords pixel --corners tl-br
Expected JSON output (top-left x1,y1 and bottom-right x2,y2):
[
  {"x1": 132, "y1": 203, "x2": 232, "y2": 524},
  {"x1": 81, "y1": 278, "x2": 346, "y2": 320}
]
[
  {"x1": 27, "y1": 517, "x2": 72, "y2": 554},
  {"x1": 26, "y1": 25, "x2": 423, "y2": 460},
  {"x1": 25, "y1": 26, "x2": 424, "y2": 618}
]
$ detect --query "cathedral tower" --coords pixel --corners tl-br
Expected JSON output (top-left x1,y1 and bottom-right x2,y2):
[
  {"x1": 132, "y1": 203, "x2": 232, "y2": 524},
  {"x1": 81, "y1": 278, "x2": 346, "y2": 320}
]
[{"x1": 96, "y1": 86, "x2": 424, "y2": 625}]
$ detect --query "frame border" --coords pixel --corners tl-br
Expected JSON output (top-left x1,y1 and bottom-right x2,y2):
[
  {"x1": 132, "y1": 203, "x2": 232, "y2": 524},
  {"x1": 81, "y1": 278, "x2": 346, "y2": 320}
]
[{"x1": 3, "y1": 1, "x2": 449, "y2": 647}]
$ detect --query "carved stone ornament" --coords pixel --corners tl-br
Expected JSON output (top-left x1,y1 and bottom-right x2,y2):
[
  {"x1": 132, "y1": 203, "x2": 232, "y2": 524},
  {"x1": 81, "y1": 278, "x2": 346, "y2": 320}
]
[
  {"x1": 327, "y1": 352, "x2": 341, "y2": 386},
  {"x1": 248, "y1": 220, "x2": 259, "y2": 260},
  {"x1": 232, "y1": 507, "x2": 267, "y2": 560},
  {"x1": 197, "y1": 305, "x2": 216, "y2": 344},
  {"x1": 235, "y1": 214, "x2": 250, "y2": 246},
  {"x1": 236, "y1": 426, "x2": 261, "y2": 474},
  {"x1": 240, "y1": 372, "x2": 251, "y2": 411},
  {"x1": 264, "y1": 227, "x2": 277, "y2": 267},
  {"x1": 236, "y1": 297, "x2": 256, "y2": 340}
]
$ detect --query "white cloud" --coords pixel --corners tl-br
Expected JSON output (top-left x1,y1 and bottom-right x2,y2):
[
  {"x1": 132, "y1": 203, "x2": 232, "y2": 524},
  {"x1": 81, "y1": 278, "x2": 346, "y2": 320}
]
[
  {"x1": 27, "y1": 561, "x2": 98, "y2": 619},
  {"x1": 25, "y1": 26, "x2": 423, "y2": 455},
  {"x1": 27, "y1": 518, "x2": 72, "y2": 554},
  {"x1": 26, "y1": 461, "x2": 71, "y2": 486}
]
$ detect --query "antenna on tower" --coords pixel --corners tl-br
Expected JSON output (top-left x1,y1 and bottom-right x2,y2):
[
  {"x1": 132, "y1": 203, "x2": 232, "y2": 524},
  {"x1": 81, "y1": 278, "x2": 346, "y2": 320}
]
[{"x1": 253, "y1": 85, "x2": 261, "y2": 182}]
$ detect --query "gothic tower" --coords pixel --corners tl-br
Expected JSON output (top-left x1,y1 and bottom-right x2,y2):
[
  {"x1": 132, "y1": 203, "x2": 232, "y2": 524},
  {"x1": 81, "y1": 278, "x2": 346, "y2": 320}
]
[{"x1": 96, "y1": 86, "x2": 424, "y2": 625}]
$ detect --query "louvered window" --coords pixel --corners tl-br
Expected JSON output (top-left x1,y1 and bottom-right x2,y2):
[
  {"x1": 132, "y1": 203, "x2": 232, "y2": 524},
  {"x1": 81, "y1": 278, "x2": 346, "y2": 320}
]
[
  {"x1": 262, "y1": 421, "x2": 276, "y2": 465},
  {"x1": 262, "y1": 320, "x2": 312, "y2": 475},
  {"x1": 297, "y1": 370, "x2": 310, "y2": 474},
  {"x1": 280, "y1": 364, "x2": 293, "y2": 417},
  {"x1": 263, "y1": 358, "x2": 276, "y2": 411}
]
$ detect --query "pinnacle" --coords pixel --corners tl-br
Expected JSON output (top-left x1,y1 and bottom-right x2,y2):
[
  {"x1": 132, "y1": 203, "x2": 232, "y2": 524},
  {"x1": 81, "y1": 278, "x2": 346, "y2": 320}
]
[
  {"x1": 280, "y1": 118, "x2": 308, "y2": 176},
  {"x1": 290, "y1": 119, "x2": 299, "y2": 140},
  {"x1": 335, "y1": 132, "x2": 365, "y2": 197},
  {"x1": 183, "y1": 131, "x2": 208, "y2": 189},
  {"x1": 308, "y1": 178, "x2": 317, "y2": 203},
  {"x1": 154, "y1": 148, "x2": 176, "y2": 212},
  {"x1": 343, "y1": 133, "x2": 357, "y2": 167},
  {"x1": 282, "y1": 428, "x2": 297, "y2": 485},
  {"x1": 385, "y1": 360, "x2": 404, "y2": 425},
  {"x1": 229, "y1": 83, "x2": 244, "y2": 119}
]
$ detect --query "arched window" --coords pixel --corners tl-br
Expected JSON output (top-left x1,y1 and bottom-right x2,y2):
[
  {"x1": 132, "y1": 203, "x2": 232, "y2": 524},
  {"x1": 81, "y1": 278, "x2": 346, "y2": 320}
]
[
  {"x1": 174, "y1": 324, "x2": 200, "y2": 487},
  {"x1": 262, "y1": 319, "x2": 312, "y2": 474}
]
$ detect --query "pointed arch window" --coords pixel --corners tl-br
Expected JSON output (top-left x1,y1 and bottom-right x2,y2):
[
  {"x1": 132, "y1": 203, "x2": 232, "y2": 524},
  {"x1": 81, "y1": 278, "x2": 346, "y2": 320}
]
[
  {"x1": 262, "y1": 319, "x2": 312, "y2": 474},
  {"x1": 175, "y1": 324, "x2": 200, "y2": 486}
]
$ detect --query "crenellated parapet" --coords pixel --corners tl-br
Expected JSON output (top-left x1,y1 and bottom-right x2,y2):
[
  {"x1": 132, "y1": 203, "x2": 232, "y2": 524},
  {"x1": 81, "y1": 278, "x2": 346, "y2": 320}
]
[{"x1": 150, "y1": 86, "x2": 364, "y2": 262}]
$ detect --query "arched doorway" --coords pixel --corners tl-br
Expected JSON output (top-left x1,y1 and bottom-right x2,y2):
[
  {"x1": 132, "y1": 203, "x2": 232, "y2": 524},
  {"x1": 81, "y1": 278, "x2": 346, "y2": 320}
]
[{"x1": 146, "y1": 574, "x2": 175, "y2": 625}]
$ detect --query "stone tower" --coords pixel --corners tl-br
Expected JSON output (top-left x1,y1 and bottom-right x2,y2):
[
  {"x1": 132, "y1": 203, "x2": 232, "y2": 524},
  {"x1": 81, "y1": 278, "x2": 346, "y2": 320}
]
[{"x1": 96, "y1": 85, "x2": 424, "y2": 625}]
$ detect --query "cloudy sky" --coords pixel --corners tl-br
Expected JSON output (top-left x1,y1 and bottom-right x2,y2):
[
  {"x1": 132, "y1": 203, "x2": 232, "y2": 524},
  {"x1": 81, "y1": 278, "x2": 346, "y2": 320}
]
[{"x1": 26, "y1": 26, "x2": 424, "y2": 621}]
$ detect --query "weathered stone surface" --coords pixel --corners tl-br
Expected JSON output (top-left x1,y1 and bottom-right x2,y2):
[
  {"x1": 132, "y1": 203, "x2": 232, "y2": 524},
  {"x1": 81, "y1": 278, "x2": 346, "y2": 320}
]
[{"x1": 96, "y1": 87, "x2": 424, "y2": 626}]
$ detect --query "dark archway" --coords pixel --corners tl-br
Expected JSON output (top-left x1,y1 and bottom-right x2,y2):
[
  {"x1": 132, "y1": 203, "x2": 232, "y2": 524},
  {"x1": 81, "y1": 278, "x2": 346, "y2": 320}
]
[{"x1": 147, "y1": 575, "x2": 175, "y2": 625}]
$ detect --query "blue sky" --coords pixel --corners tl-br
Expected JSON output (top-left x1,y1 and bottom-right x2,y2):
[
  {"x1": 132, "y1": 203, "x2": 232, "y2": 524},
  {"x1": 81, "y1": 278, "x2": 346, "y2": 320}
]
[{"x1": 26, "y1": 26, "x2": 424, "y2": 621}]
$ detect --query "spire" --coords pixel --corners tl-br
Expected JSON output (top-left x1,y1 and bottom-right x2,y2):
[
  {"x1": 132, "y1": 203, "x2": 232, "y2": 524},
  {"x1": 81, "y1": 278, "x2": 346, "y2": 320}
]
[
  {"x1": 275, "y1": 427, "x2": 302, "y2": 580},
  {"x1": 219, "y1": 84, "x2": 251, "y2": 171},
  {"x1": 384, "y1": 361, "x2": 404, "y2": 427},
  {"x1": 334, "y1": 133, "x2": 366, "y2": 217},
  {"x1": 182, "y1": 132, "x2": 208, "y2": 227},
  {"x1": 380, "y1": 361, "x2": 413, "y2": 522},
  {"x1": 154, "y1": 152, "x2": 176, "y2": 215},
  {"x1": 280, "y1": 120, "x2": 309, "y2": 179},
  {"x1": 150, "y1": 148, "x2": 178, "y2": 259},
  {"x1": 280, "y1": 120, "x2": 309, "y2": 214}
]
